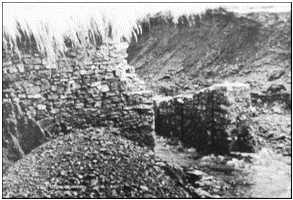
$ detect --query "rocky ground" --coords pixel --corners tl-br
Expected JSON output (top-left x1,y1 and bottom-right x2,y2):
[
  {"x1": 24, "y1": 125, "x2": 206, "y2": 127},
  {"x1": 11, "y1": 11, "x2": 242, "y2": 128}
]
[
  {"x1": 252, "y1": 112, "x2": 291, "y2": 156},
  {"x1": 3, "y1": 127, "x2": 193, "y2": 198},
  {"x1": 154, "y1": 134, "x2": 291, "y2": 198}
]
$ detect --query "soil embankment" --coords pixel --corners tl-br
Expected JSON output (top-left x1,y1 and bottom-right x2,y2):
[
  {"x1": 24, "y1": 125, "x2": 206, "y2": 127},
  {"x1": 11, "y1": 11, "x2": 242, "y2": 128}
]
[{"x1": 127, "y1": 10, "x2": 291, "y2": 97}]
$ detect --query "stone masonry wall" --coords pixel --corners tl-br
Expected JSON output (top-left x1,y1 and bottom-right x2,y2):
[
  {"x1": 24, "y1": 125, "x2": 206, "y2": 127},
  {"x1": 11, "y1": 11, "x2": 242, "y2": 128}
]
[
  {"x1": 251, "y1": 92, "x2": 291, "y2": 111},
  {"x1": 3, "y1": 42, "x2": 155, "y2": 148},
  {"x1": 154, "y1": 82, "x2": 252, "y2": 153}
]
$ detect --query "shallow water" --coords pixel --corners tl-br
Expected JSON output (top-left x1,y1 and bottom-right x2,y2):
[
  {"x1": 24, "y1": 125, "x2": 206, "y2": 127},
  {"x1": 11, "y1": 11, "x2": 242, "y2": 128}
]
[
  {"x1": 154, "y1": 136, "x2": 292, "y2": 198},
  {"x1": 237, "y1": 149, "x2": 291, "y2": 198}
]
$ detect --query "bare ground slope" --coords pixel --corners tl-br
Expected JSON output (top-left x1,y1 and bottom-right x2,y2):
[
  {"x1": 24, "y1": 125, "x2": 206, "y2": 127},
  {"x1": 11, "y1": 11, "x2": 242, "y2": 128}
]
[{"x1": 127, "y1": 10, "x2": 291, "y2": 95}]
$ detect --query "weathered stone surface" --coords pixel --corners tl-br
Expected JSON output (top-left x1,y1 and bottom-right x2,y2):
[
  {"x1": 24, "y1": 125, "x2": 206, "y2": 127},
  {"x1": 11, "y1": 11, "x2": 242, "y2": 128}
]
[
  {"x1": 3, "y1": 43, "x2": 155, "y2": 148},
  {"x1": 268, "y1": 70, "x2": 285, "y2": 81},
  {"x1": 154, "y1": 82, "x2": 254, "y2": 154},
  {"x1": 3, "y1": 97, "x2": 47, "y2": 172},
  {"x1": 266, "y1": 84, "x2": 286, "y2": 94},
  {"x1": 80, "y1": 69, "x2": 87, "y2": 75},
  {"x1": 37, "y1": 104, "x2": 47, "y2": 110},
  {"x1": 26, "y1": 85, "x2": 41, "y2": 95},
  {"x1": 8, "y1": 66, "x2": 18, "y2": 74},
  {"x1": 100, "y1": 84, "x2": 110, "y2": 93},
  {"x1": 16, "y1": 64, "x2": 25, "y2": 73},
  {"x1": 27, "y1": 94, "x2": 43, "y2": 99},
  {"x1": 230, "y1": 120, "x2": 258, "y2": 153}
]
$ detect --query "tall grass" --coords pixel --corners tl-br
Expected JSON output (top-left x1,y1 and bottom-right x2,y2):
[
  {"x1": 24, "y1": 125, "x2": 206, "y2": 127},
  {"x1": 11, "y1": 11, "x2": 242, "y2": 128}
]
[{"x1": 3, "y1": 3, "x2": 290, "y2": 60}]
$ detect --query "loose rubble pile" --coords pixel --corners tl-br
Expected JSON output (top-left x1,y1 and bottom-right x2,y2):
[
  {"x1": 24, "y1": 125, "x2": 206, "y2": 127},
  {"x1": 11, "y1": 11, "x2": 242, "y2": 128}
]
[{"x1": 3, "y1": 128, "x2": 192, "y2": 198}]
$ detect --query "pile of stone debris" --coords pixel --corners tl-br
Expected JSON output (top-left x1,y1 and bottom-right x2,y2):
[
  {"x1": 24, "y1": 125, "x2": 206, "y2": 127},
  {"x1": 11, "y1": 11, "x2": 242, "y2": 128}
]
[{"x1": 3, "y1": 127, "x2": 194, "y2": 198}]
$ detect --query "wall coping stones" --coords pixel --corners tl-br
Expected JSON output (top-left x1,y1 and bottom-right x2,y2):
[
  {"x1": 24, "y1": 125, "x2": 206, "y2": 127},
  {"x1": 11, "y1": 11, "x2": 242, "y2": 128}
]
[
  {"x1": 124, "y1": 90, "x2": 153, "y2": 95},
  {"x1": 210, "y1": 82, "x2": 250, "y2": 91},
  {"x1": 124, "y1": 105, "x2": 153, "y2": 110}
]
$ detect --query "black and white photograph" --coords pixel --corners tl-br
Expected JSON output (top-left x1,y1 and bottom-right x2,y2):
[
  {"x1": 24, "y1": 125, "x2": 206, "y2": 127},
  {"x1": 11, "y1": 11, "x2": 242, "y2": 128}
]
[{"x1": 2, "y1": 2, "x2": 292, "y2": 198}]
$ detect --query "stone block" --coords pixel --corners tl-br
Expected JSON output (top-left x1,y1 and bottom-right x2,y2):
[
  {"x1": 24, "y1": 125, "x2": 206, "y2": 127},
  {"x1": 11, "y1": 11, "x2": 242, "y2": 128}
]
[
  {"x1": 37, "y1": 104, "x2": 47, "y2": 110},
  {"x1": 27, "y1": 94, "x2": 42, "y2": 99},
  {"x1": 100, "y1": 84, "x2": 110, "y2": 93},
  {"x1": 46, "y1": 63, "x2": 57, "y2": 69},
  {"x1": 76, "y1": 103, "x2": 84, "y2": 108},
  {"x1": 8, "y1": 66, "x2": 18, "y2": 74},
  {"x1": 18, "y1": 94, "x2": 27, "y2": 99},
  {"x1": 105, "y1": 72, "x2": 114, "y2": 80},
  {"x1": 80, "y1": 70, "x2": 87, "y2": 75},
  {"x1": 51, "y1": 85, "x2": 58, "y2": 92},
  {"x1": 34, "y1": 65, "x2": 41, "y2": 70},
  {"x1": 3, "y1": 61, "x2": 13, "y2": 67},
  {"x1": 48, "y1": 94, "x2": 59, "y2": 100},
  {"x1": 16, "y1": 64, "x2": 25, "y2": 73},
  {"x1": 26, "y1": 86, "x2": 41, "y2": 95}
]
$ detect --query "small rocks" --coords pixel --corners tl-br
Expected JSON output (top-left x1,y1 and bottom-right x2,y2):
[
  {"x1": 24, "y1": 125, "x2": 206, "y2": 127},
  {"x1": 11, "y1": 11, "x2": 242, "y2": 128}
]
[
  {"x1": 58, "y1": 132, "x2": 65, "y2": 136},
  {"x1": 268, "y1": 70, "x2": 285, "y2": 81},
  {"x1": 77, "y1": 174, "x2": 83, "y2": 179},
  {"x1": 272, "y1": 106, "x2": 282, "y2": 114},
  {"x1": 140, "y1": 185, "x2": 149, "y2": 191},
  {"x1": 100, "y1": 84, "x2": 110, "y2": 93},
  {"x1": 3, "y1": 128, "x2": 189, "y2": 198},
  {"x1": 79, "y1": 70, "x2": 87, "y2": 75},
  {"x1": 266, "y1": 84, "x2": 286, "y2": 94},
  {"x1": 60, "y1": 171, "x2": 67, "y2": 176},
  {"x1": 272, "y1": 134, "x2": 289, "y2": 141},
  {"x1": 185, "y1": 169, "x2": 207, "y2": 178},
  {"x1": 155, "y1": 161, "x2": 167, "y2": 167},
  {"x1": 266, "y1": 133, "x2": 275, "y2": 139},
  {"x1": 193, "y1": 188, "x2": 216, "y2": 198}
]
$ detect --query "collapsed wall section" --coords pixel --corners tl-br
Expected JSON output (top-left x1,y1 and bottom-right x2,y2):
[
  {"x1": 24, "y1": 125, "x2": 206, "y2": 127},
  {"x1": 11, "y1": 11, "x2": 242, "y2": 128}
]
[
  {"x1": 3, "y1": 42, "x2": 154, "y2": 148},
  {"x1": 3, "y1": 97, "x2": 47, "y2": 172},
  {"x1": 154, "y1": 82, "x2": 255, "y2": 153}
]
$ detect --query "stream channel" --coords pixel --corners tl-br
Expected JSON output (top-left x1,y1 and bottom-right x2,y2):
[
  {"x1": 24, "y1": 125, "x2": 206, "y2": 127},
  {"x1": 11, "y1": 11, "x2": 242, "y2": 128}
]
[{"x1": 154, "y1": 135, "x2": 291, "y2": 198}]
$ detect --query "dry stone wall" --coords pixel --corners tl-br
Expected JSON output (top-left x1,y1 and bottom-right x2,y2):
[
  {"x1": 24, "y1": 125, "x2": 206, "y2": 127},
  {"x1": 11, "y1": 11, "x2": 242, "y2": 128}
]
[
  {"x1": 3, "y1": 96, "x2": 47, "y2": 172},
  {"x1": 154, "y1": 82, "x2": 254, "y2": 153},
  {"x1": 251, "y1": 92, "x2": 291, "y2": 111},
  {"x1": 3, "y1": 42, "x2": 155, "y2": 148}
]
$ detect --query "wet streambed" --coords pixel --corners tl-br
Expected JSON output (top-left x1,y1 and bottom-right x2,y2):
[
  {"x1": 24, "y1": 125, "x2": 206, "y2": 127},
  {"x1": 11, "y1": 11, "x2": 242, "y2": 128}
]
[{"x1": 154, "y1": 136, "x2": 291, "y2": 198}]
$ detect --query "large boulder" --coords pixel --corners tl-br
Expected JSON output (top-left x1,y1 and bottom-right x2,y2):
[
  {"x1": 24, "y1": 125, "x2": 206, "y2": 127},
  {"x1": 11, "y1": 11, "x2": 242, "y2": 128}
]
[{"x1": 3, "y1": 97, "x2": 47, "y2": 172}]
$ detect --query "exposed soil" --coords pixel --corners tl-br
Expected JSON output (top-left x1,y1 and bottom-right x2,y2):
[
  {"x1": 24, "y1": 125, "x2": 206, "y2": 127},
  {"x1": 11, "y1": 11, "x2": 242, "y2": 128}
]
[{"x1": 127, "y1": 10, "x2": 291, "y2": 96}]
